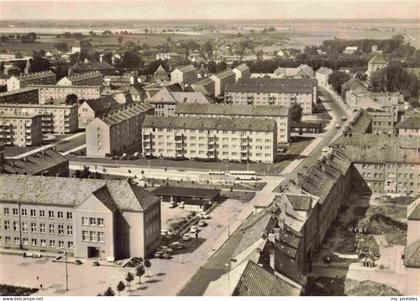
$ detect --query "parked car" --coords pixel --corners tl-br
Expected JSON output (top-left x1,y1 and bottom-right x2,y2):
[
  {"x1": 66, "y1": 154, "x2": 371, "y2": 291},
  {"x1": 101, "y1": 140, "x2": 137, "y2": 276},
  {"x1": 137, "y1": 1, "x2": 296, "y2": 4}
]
[
  {"x1": 92, "y1": 261, "x2": 100, "y2": 266},
  {"x1": 341, "y1": 116, "x2": 347, "y2": 121},
  {"x1": 322, "y1": 146, "x2": 329, "y2": 153},
  {"x1": 182, "y1": 233, "x2": 191, "y2": 241},
  {"x1": 157, "y1": 246, "x2": 173, "y2": 254},
  {"x1": 169, "y1": 201, "x2": 176, "y2": 208},
  {"x1": 161, "y1": 252, "x2": 172, "y2": 259},
  {"x1": 190, "y1": 225, "x2": 199, "y2": 233},
  {"x1": 121, "y1": 153, "x2": 128, "y2": 160},
  {"x1": 198, "y1": 220, "x2": 207, "y2": 227},
  {"x1": 335, "y1": 123, "x2": 341, "y2": 128},
  {"x1": 169, "y1": 242, "x2": 185, "y2": 250},
  {"x1": 199, "y1": 212, "x2": 210, "y2": 219},
  {"x1": 161, "y1": 229, "x2": 168, "y2": 236},
  {"x1": 178, "y1": 201, "x2": 185, "y2": 209},
  {"x1": 154, "y1": 251, "x2": 163, "y2": 258},
  {"x1": 132, "y1": 152, "x2": 140, "y2": 159}
]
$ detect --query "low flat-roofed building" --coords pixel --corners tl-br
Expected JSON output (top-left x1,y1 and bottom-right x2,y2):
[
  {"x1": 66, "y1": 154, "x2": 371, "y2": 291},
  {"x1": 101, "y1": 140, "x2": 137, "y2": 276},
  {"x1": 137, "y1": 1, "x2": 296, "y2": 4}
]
[
  {"x1": 175, "y1": 103, "x2": 291, "y2": 143},
  {"x1": 142, "y1": 115, "x2": 277, "y2": 163},
  {"x1": 29, "y1": 85, "x2": 102, "y2": 104},
  {"x1": 0, "y1": 88, "x2": 39, "y2": 104},
  {"x1": 225, "y1": 78, "x2": 317, "y2": 115},
  {"x1": 86, "y1": 102, "x2": 154, "y2": 158},
  {"x1": 0, "y1": 113, "x2": 43, "y2": 147},
  {"x1": 152, "y1": 186, "x2": 220, "y2": 212},
  {"x1": 57, "y1": 71, "x2": 103, "y2": 86},
  {"x1": 0, "y1": 174, "x2": 161, "y2": 260},
  {"x1": 2, "y1": 147, "x2": 69, "y2": 176},
  {"x1": 0, "y1": 103, "x2": 79, "y2": 134},
  {"x1": 7, "y1": 70, "x2": 56, "y2": 91}
]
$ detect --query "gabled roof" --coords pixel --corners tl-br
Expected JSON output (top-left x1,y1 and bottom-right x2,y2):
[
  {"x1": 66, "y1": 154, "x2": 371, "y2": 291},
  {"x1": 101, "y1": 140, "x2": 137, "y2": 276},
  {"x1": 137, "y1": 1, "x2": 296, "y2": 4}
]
[
  {"x1": 0, "y1": 174, "x2": 159, "y2": 212},
  {"x1": 316, "y1": 67, "x2": 333, "y2": 76},
  {"x1": 233, "y1": 63, "x2": 249, "y2": 73},
  {"x1": 369, "y1": 54, "x2": 387, "y2": 65},
  {"x1": 83, "y1": 96, "x2": 120, "y2": 114},
  {"x1": 211, "y1": 69, "x2": 235, "y2": 80},
  {"x1": 233, "y1": 260, "x2": 301, "y2": 296},
  {"x1": 148, "y1": 86, "x2": 210, "y2": 105},
  {"x1": 173, "y1": 65, "x2": 196, "y2": 73},
  {"x1": 405, "y1": 239, "x2": 420, "y2": 268},
  {"x1": 396, "y1": 116, "x2": 420, "y2": 130},
  {"x1": 175, "y1": 103, "x2": 289, "y2": 117}
]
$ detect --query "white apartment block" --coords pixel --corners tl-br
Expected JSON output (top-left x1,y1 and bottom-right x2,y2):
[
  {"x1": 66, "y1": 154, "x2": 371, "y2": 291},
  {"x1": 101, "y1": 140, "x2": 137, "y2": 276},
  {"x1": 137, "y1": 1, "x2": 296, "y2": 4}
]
[
  {"x1": 29, "y1": 85, "x2": 103, "y2": 104},
  {"x1": 175, "y1": 103, "x2": 291, "y2": 143},
  {"x1": 57, "y1": 71, "x2": 103, "y2": 86},
  {"x1": 232, "y1": 63, "x2": 251, "y2": 82},
  {"x1": 0, "y1": 103, "x2": 78, "y2": 134},
  {"x1": 0, "y1": 114, "x2": 43, "y2": 147},
  {"x1": 86, "y1": 102, "x2": 154, "y2": 158},
  {"x1": 225, "y1": 78, "x2": 317, "y2": 115},
  {"x1": 170, "y1": 65, "x2": 198, "y2": 85},
  {"x1": 210, "y1": 70, "x2": 236, "y2": 97},
  {"x1": 7, "y1": 71, "x2": 56, "y2": 91},
  {"x1": 142, "y1": 116, "x2": 277, "y2": 163}
]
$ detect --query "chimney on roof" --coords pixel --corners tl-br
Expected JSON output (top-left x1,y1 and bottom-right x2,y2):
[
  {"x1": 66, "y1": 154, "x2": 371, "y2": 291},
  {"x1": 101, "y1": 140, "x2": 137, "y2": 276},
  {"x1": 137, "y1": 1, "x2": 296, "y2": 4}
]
[{"x1": 269, "y1": 246, "x2": 275, "y2": 271}]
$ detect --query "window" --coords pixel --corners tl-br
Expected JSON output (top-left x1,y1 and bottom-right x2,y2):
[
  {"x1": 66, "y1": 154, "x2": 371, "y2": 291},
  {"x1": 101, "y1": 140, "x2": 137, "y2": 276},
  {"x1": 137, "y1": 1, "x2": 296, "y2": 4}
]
[
  {"x1": 31, "y1": 222, "x2": 36, "y2": 233},
  {"x1": 14, "y1": 237, "x2": 20, "y2": 245},
  {"x1": 13, "y1": 221, "x2": 18, "y2": 231},
  {"x1": 40, "y1": 223, "x2": 45, "y2": 233},
  {"x1": 12, "y1": 208, "x2": 18, "y2": 216},
  {"x1": 48, "y1": 211, "x2": 54, "y2": 218},
  {"x1": 97, "y1": 218, "x2": 104, "y2": 226},
  {"x1": 58, "y1": 224, "x2": 64, "y2": 235},
  {"x1": 3, "y1": 208, "x2": 9, "y2": 215},
  {"x1": 30, "y1": 209, "x2": 36, "y2": 217},
  {"x1": 82, "y1": 231, "x2": 89, "y2": 241},
  {"x1": 22, "y1": 222, "x2": 28, "y2": 232},
  {"x1": 40, "y1": 239, "x2": 46, "y2": 247},
  {"x1": 57, "y1": 211, "x2": 64, "y2": 219},
  {"x1": 21, "y1": 209, "x2": 27, "y2": 216},
  {"x1": 98, "y1": 232, "x2": 104, "y2": 242},
  {"x1": 82, "y1": 217, "x2": 89, "y2": 226},
  {"x1": 49, "y1": 240, "x2": 55, "y2": 248},
  {"x1": 90, "y1": 231, "x2": 97, "y2": 242},
  {"x1": 67, "y1": 225, "x2": 73, "y2": 235},
  {"x1": 89, "y1": 217, "x2": 97, "y2": 226},
  {"x1": 66, "y1": 212, "x2": 72, "y2": 219},
  {"x1": 31, "y1": 238, "x2": 37, "y2": 246},
  {"x1": 39, "y1": 210, "x2": 45, "y2": 217},
  {"x1": 22, "y1": 238, "x2": 29, "y2": 246},
  {"x1": 5, "y1": 236, "x2": 10, "y2": 245},
  {"x1": 67, "y1": 241, "x2": 73, "y2": 249},
  {"x1": 49, "y1": 224, "x2": 54, "y2": 234},
  {"x1": 58, "y1": 241, "x2": 64, "y2": 249}
]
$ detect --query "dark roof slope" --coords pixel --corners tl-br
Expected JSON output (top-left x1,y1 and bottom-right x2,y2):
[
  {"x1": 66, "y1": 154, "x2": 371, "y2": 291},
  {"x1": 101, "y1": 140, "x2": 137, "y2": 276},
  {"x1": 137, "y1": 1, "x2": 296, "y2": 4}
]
[
  {"x1": 175, "y1": 103, "x2": 289, "y2": 117},
  {"x1": 405, "y1": 240, "x2": 420, "y2": 268},
  {"x1": 396, "y1": 116, "x2": 420, "y2": 130},
  {"x1": 225, "y1": 78, "x2": 316, "y2": 94},
  {"x1": 152, "y1": 185, "x2": 220, "y2": 199},
  {"x1": 83, "y1": 96, "x2": 120, "y2": 114}
]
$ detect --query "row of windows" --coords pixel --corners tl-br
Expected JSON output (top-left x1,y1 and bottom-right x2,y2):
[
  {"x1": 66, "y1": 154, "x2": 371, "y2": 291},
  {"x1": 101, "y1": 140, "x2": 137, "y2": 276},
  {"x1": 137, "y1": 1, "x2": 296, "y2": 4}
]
[
  {"x1": 3, "y1": 236, "x2": 73, "y2": 249},
  {"x1": 2, "y1": 221, "x2": 73, "y2": 235},
  {"x1": 82, "y1": 217, "x2": 104, "y2": 227},
  {"x1": 2, "y1": 208, "x2": 72, "y2": 219},
  {"x1": 82, "y1": 231, "x2": 105, "y2": 243}
]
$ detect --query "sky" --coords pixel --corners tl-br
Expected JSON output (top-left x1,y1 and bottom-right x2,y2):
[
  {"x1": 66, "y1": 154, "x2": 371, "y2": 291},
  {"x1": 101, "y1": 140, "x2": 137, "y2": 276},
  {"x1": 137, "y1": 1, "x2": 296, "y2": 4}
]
[{"x1": 0, "y1": 0, "x2": 419, "y2": 20}]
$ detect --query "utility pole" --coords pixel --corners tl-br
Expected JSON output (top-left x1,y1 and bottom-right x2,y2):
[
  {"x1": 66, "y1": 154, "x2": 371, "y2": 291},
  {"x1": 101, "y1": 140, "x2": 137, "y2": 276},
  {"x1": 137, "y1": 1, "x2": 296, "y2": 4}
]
[{"x1": 65, "y1": 251, "x2": 69, "y2": 291}]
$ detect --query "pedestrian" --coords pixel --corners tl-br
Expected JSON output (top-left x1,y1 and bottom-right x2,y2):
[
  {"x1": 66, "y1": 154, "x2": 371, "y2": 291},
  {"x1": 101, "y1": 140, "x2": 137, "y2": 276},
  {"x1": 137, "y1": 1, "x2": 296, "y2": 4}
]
[
  {"x1": 36, "y1": 276, "x2": 39, "y2": 281},
  {"x1": 195, "y1": 232, "x2": 198, "y2": 239},
  {"x1": 40, "y1": 284, "x2": 43, "y2": 290}
]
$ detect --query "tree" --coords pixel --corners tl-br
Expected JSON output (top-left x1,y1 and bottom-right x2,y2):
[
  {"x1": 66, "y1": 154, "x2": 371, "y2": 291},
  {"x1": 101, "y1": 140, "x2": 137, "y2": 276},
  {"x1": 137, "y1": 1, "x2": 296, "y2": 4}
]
[
  {"x1": 121, "y1": 50, "x2": 142, "y2": 70},
  {"x1": 202, "y1": 41, "x2": 213, "y2": 58},
  {"x1": 144, "y1": 28, "x2": 149, "y2": 34},
  {"x1": 136, "y1": 265, "x2": 145, "y2": 284},
  {"x1": 144, "y1": 258, "x2": 151, "y2": 276},
  {"x1": 125, "y1": 272, "x2": 134, "y2": 291},
  {"x1": 55, "y1": 42, "x2": 68, "y2": 52},
  {"x1": 102, "y1": 52, "x2": 113, "y2": 65},
  {"x1": 29, "y1": 57, "x2": 51, "y2": 73},
  {"x1": 116, "y1": 281, "x2": 126, "y2": 296},
  {"x1": 65, "y1": 94, "x2": 78, "y2": 105},
  {"x1": 290, "y1": 103, "x2": 303, "y2": 123},
  {"x1": 103, "y1": 287, "x2": 115, "y2": 296},
  {"x1": 21, "y1": 32, "x2": 37, "y2": 43},
  {"x1": 328, "y1": 71, "x2": 351, "y2": 94}
]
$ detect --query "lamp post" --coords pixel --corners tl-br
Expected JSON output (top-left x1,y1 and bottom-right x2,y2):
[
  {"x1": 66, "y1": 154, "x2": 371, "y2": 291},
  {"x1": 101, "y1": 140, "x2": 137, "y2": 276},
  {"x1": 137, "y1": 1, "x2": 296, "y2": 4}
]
[{"x1": 64, "y1": 250, "x2": 69, "y2": 291}]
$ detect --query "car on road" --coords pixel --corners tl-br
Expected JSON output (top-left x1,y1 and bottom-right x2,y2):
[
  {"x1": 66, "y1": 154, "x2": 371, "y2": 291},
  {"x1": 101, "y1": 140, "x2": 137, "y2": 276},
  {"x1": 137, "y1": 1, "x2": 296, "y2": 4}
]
[
  {"x1": 335, "y1": 123, "x2": 341, "y2": 128},
  {"x1": 178, "y1": 201, "x2": 185, "y2": 209},
  {"x1": 199, "y1": 212, "x2": 210, "y2": 219},
  {"x1": 169, "y1": 201, "x2": 176, "y2": 208},
  {"x1": 161, "y1": 229, "x2": 168, "y2": 236},
  {"x1": 157, "y1": 246, "x2": 173, "y2": 254},
  {"x1": 190, "y1": 225, "x2": 199, "y2": 233},
  {"x1": 322, "y1": 146, "x2": 329, "y2": 153},
  {"x1": 198, "y1": 220, "x2": 207, "y2": 227},
  {"x1": 132, "y1": 152, "x2": 140, "y2": 159},
  {"x1": 182, "y1": 233, "x2": 191, "y2": 241},
  {"x1": 121, "y1": 153, "x2": 128, "y2": 160},
  {"x1": 161, "y1": 252, "x2": 172, "y2": 259},
  {"x1": 169, "y1": 241, "x2": 185, "y2": 250},
  {"x1": 341, "y1": 116, "x2": 347, "y2": 121}
]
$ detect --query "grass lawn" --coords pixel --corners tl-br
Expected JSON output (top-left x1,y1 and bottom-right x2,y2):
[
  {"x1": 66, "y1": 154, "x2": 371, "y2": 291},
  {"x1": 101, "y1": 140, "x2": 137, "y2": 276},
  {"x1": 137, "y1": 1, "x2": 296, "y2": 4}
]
[{"x1": 0, "y1": 284, "x2": 38, "y2": 296}]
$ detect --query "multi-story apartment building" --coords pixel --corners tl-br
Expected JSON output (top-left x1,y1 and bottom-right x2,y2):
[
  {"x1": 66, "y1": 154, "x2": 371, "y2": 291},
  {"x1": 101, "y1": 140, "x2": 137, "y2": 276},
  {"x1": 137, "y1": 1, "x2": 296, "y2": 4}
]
[
  {"x1": 0, "y1": 88, "x2": 39, "y2": 104},
  {"x1": 148, "y1": 86, "x2": 210, "y2": 116},
  {"x1": 78, "y1": 96, "x2": 121, "y2": 129},
  {"x1": 86, "y1": 102, "x2": 154, "y2": 157},
  {"x1": 170, "y1": 65, "x2": 198, "y2": 85},
  {"x1": 225, "y1": 78, "x2": 317, "y2": 115},
  {"x1": 232, "y1": 63, "x2": 251, "y2": 82},
  {"x1": 315, "y1": 67, "x2": 333, "y2": 88},
  {"x1": 7, "y1": 71, "x2": 56, "y2": 91},
  {"x1": 57, "y1": 71, "x2": 103, "y2": 86},
  {"x1": 366, "y1": 108, "x2": 396, "y2": 134},
  {"x1": 142, "y1": 116, "x2": 277, "y2": 163},
  {"x1": 336, "y1": 133, "x2": 420, "y2": 195},
  {"x1": 190, "y1": 77, "x2": 215, "y2": 97},
  {"x1": 29, "y1": 85, "x2": 102, "y2": 104},
  {"x1": 0, "y1": 175, "x2": 161, "y2": 260},
  {"x1": 0, "y1": 103, "x2": 78, "y2": 134},
  {"x1": 397, "y1": 116, "x2": 420, "y2": 137},
  {"x1": 210, "y1": 70, "x2": 236, "y2": 97},
  {"x1": 0, "y1": 113, "x2": 43, "y2": 147},
  {"x1": 175, "y1": 103, "x2": 291, "y2": 143}
]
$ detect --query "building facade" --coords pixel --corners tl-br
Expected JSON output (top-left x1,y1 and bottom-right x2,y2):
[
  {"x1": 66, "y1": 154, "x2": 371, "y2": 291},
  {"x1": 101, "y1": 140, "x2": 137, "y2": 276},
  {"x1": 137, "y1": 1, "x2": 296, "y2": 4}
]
[
  {"x1": 7, "y1": 71, "x2": 56, "y2": 91},
  {"x1": 210, "y1": 70, "x2": 236, "y2": 97},
  {"x1": 225, "y1": 78, "x2": 317, "y2": 115},
  {"x1": 29, "y1": 85, "x2": 102, "y2": 104},
  {"x1": 0, "y1": 103, "x2": 79, "y2": 134},
  {"x1": 170, "y1": 65, "x2": 198, "y2": 85},
  {"x1": 397, "y1": 116, "x2": 420, "y2": 137},
  {"x1": 0, "y1": 114, "x2": 43, "y2": 147},
  {"x1": 78, "y1": 97, "x2": 120, "y2": 129},
  {"x1": 142, "y1": 116, "x2": 277, "y2": 163},
  {"x1": 232, "y1": 63, "x2": 251, "y2": 82},
  {"x1": 57, "y1": 71, "x2": 103, "y2": 86},
  {"x1": 367, "y1": 54, "x2": 387, "y2": 81},
  {"x1": 86, "y1": 102, "x2": 154, "y2": 157},
  {"x1": 191, "y1": 77, "x2": 215, "y2": 97},
  {"x1": 0, "y1": 88, "x2": 39, "y2": 104},
  {"x1": 175, "y1": 103, "x2": 291, "y2": 143},
  {"x1": 0, "y1": 175, "x2": 161, "y2": 260}
]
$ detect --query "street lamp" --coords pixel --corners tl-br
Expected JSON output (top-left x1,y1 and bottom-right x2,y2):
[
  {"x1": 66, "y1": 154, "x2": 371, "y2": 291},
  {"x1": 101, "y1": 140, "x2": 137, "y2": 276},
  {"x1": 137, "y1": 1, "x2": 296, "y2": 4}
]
[{"x1": 64, "y1": 250, "x2": 69, "y2": 291}]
